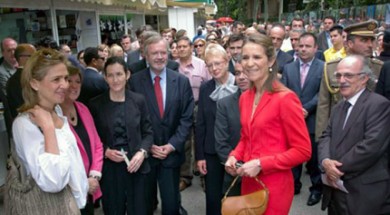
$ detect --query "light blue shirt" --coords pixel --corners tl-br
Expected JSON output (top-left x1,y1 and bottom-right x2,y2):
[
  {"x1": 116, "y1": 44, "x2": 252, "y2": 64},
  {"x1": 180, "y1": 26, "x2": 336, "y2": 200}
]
[
  {"x1": 149, "y1": 68, "x2": 167, "y2": 110},
  {"x1": 326, "y1": 32, "x2": 333, "y2": 49}
]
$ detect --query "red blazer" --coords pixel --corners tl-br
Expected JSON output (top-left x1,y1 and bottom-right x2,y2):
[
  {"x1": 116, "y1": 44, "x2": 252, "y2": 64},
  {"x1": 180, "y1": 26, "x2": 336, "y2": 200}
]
[
  {"x1": 70, "y1": 101, "x2": 104, "y2": 202},
  {"x1": 230, "y1": 83, "x2": 311, "y2": 215}
]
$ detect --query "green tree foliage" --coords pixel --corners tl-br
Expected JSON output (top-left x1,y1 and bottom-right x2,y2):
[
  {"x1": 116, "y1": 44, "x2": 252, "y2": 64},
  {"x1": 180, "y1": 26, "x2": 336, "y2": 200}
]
[{"x1": 214, "y1": 0, "x2": 248, "y2": 22}]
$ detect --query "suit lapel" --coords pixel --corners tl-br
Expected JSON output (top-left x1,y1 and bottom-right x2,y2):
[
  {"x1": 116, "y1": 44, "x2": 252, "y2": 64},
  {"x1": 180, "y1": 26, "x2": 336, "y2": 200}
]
[
  {"x1": 251, "y1": 91, "x2": 272, "y2": 122},
  {"x1": 302, "y1": 59, "x2": 317, "y2": 91},
  {"x1": 293, "y1": 61, "x2": 302, "y2": 93},
  {"x1": 335, "y1": 90, "x2": 369, "y2": 146},
  {"x1": 164, "y1": 69, "x2": 176, "y2": 119},
  {"x1": 142, "y1": 70, "x2": 162, "y2": 119}
]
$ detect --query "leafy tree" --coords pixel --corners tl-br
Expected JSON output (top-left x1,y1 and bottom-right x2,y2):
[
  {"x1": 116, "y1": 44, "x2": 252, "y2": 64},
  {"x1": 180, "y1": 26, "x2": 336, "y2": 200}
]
[{"x1": 214, "y1": 0, "x2": 248, "y2": 22}]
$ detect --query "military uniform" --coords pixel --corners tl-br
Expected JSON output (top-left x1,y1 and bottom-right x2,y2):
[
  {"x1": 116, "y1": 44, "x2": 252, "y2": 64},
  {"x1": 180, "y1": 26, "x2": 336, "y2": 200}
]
[{"x1": 315, "y1": 20, "x2": 384, "y2": 141}]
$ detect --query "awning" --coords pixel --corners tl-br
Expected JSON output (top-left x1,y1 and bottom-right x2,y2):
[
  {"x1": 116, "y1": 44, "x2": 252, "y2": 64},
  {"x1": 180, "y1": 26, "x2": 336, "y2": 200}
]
[
  {"x1": 70, "y1": 0, "x2": 166, "y2": 8},
  {"x1": 167, "y1": 0, "x2": 213, "y2": 8}
]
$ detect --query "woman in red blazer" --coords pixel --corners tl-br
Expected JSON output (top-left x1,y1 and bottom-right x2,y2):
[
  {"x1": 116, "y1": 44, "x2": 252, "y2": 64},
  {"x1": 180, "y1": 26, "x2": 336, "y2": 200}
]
[
  {"x1": 60, "y1": 66, "x2": 103, "y2": 214},
  {"x1": 226, "y1": 34, "x2": 311, "y2": 214}
]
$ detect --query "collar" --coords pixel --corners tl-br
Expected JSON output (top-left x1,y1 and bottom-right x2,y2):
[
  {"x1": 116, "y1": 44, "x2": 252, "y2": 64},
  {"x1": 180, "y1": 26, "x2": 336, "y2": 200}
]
[
  {"x1": 345, "y1": 88, "x2": 365, "y2": 107},
  {"x1": 86, "y1": 66, "x2": 99, "y2": 73},
  {"x1": 299, "y1": 58, "x2": 314, "y2": 67},
  {"x1": 150, "y1": 67, "x2": 167, "y2": 81}
]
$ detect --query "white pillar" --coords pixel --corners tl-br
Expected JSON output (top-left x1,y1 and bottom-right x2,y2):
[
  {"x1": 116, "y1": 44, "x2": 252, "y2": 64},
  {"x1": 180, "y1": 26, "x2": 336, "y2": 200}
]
[{"x1": 168, "y1": 7, "x2": 197, "y2": 40}]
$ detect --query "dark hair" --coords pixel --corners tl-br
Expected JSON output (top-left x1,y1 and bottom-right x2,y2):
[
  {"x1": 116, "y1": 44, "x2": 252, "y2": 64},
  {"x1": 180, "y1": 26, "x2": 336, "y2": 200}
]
[
  {"x1": 291, "y1": 18, "x2": 305, "y2": 28},
  {"x1": 227, "y1": 33, "x2": 245, "y2": 46},
  {"x1": 83, "y1": 47, "x2": 100, "y2": 65},
  {"x1": 329, "y1": 25, "x2": 344, "y2": 35},
  {"x1": 77, "y1": 50, "x2": 84, "y2": 61},
  {"x1": 68, "y1": 64, "x2": 82, "y2": 81},
  {"x1": 176, "y1": 36, "x2": 193, "y2": 46},
  {"x1": 36, "y1": 36, "x2": 59, "y2": 50},
  {"x1": 300, "y1": 32, "x2": 318, "y2": 46},
  {"x1": 103, "y1": 56, "x2": 128, "y2": 76},
  {"x1": 233, "y1": 21, "x2": 244, "y2": 28},
  {"x1": 324, "y1": 16, "x2": 336, "y2": 24}
]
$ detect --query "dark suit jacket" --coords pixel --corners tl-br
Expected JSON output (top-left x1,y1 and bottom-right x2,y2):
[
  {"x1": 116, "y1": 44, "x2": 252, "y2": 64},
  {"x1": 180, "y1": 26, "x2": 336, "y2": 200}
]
[
  {"x1": 281, "y1": 58, "x2": 324, "y2": 134},
  {"x1": 129, "y1": 68, "x2": 194, "y2": 168},
  {"x1": 128, "y1": 59, "x2": 179, "y2": 75},
  {"x1": 228, "y1": 60, "x2": 235, "y2": 75},
  {"x1": 78, "y1": 67, "x2": 108, "y2": 105},
  {"x1": 318, "y1": 89, "x2": 390, "y2": 214},
  {"x1": 195, "y1": 79, "x2": 218, "y2": 160},
  {"x1": 214, "y1": 90, "x2": 241, "y2": 163},
  {"x1": 287, "y1": 50, "x2": 325, "y2": 62},
  {"x1": 127, "y1": 49, "x2": 141, "y2": 65},
  {"x1": 317, "y1": 31, "x2": 329, "y2": 52},
  {"x1": 276, "y1": 50, "x2": 293, "y2": 74},
  {"x1": 376, "y1": 61, "x2": 390, "y2": 100},
  {"x1": 89, "y1": 90, "x2": 154, "y2": 174},
  {"x1": 6, "y1": 68, "x2": 23, "y2": 120}
]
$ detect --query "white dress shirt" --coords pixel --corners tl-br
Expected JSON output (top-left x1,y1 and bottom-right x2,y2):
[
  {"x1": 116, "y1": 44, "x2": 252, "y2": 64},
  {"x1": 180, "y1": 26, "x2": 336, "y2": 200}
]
[{"x1": 12, "y1": 105, "x2": 88, "y2": 208}]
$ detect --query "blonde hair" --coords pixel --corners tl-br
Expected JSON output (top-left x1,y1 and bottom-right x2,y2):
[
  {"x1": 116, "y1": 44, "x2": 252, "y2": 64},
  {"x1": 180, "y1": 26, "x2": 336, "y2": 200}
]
[
  {"x1": 204, "y1": 43, "x2": 228, "y2": 62},
  {"x1": 109, "y1": 44, "x2": 124, "y2": 57},
  {"x1": 19, "y1": 48, "x2": 69, "y2": 112}
]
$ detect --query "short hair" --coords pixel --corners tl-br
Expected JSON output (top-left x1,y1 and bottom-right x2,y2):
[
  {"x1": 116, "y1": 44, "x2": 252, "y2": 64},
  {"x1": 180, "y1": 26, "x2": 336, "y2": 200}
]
[
  {"x1": 204, "y1": 43, "x2": 228, "y2": 62},
  {"x1": 272, "y1": 23, "x2": 286, "y2": 31},
  {"x1": 143, "y1": 35, "x2": 169, "y2": 56},
  {"x1": 14, "y1": 43, "x2": 36, "y2": 62},
  {"x1": 291, "y1": 18, "x2": 305, "y2": 27},
  {"x1": 341, "y1": 55, "x2": 375, "y2": 84},
  {"x1": 67, "y1": 64, "x2": 82, "y2": 81},
  {"x1": 36, "y1": 36, "x2": 59, "y2": 50},
  {"x1": 121, "y1": 34, "x2": 131, "y2": 41},
  {"x1": 1, "y1": 38, "x2": 16, "y2": 51},
  {"x1": 290, "y1": 28, "x2": 306, "y2": 35},
  {"x1": 227, "y1": 33, "x2": 245, "y2": 46},
  {"x1": 141, "y1": 31, "x2": 160, "y2": 41},
  {"x1": 324, "y1": 16, "x2": 336, "y2": 24},
  {"x1": 103, "y1": 56, "x2": 128, "y2": 76},
  {"x1": 300, "y1": 32, "x2": 318, "y2": 46},
  {"x1": 98, "y1": 44, "x2": 109, "y2": 52},
  {"x1": 109, "y1": 44, "x2": 124, "y2": 57},
  {"x1": 243, "y1": 34, "x2": 279, "y2": 93},
  {"x1": 329, "y1": 25, "x2": 344, "y2": 35},
  {"x1": 83, "y1": 47, "x2": 100, "y2": 65},
  {"x1": 77, "y1": 50, "x2": 84, "y2": 61},
  {"x1": 176, "y1": 36, "x2": 193, "y2": 46},
  {"x1": 176, "y1": 29, "x2": 187, "y2": 39},
  {"x1": 233, "y1": 21, "x2": 244, "y2": 28},
  {"x1": 160, "y1": 28, "x2": 172, "y2": 35},
  {"x1": 19, "y1": 48, "x2": 69, "y2": 112}
]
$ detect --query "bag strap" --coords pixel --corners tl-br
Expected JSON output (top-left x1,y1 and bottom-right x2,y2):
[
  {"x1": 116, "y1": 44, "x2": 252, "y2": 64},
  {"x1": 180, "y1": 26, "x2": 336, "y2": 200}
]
[
  {"x1": 8, "y1": 138, "x2": 28, "y2": 182},
  {"x1": 223, "y1": 176, "x2": 267, "y2": 199}
]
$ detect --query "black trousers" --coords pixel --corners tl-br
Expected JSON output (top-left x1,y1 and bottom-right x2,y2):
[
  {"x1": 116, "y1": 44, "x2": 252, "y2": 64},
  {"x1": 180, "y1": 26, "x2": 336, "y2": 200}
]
[
  {"x1": 204, "y1": 154, "x2": 225, "y2": 215},
  {"x1": 101, "y1": 159, "x2": 148, "y2": 215}
]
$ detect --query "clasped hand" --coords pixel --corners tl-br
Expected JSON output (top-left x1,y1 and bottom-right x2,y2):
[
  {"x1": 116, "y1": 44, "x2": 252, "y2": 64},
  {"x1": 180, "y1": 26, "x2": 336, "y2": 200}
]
[
  {"x1": 322, "y1": 158, "x2": 344, "y2": 188},
  {"x1": 151, "y1": 144, "x2": 173, "y2": 160},
  {"x1": 225, "y1": 156, "x2": 261, "y2": 177}
]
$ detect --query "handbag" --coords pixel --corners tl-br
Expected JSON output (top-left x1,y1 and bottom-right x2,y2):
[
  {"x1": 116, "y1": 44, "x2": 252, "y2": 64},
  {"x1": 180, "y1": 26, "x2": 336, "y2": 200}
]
[
  {"x1": 4, "y1": 139, "x2": 80, "y2": 215},
  {"x1": 221, "y1": 176, "x2": 269, "y2": 215}
]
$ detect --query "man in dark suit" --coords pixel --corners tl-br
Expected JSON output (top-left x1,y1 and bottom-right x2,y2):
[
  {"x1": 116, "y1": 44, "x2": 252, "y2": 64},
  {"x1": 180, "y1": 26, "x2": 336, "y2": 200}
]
[
  {"x1": 287, "y1": 29, "x2": 325, "y2": 61},
  {"x1": 130, "y1": 35, "x2": 194, "y2": 215},
  {"x1": 78, "y1": 47, "x2": 108, "y2": 105},
  {"x1": 127, "y1": 30, "x2": 179, "y2": 74},
  {"x1": 269, "y1": 24, "x2": 293, "y2": 74},
  {"x1": 215, "y1": 61, "x2": 250, "y2": 195},
  {"x1": 281, "y1": 32, "x2": 324, "y2": 206},
  {"x1": 226, "y1": 33, "x2": 245, "y2": 74},
  {"x1": 317, "y1": 16, "x2": 335, "y2": 52},
  {"x1": 318, "y1": 55, "x2": 390, "y2": 215}
]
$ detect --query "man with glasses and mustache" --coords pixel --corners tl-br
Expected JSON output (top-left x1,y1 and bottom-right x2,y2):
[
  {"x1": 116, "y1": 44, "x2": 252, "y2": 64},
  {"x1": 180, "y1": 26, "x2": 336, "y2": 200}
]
[
  {"x1": 176, "y1": 36, "x2": 211, "y2": 191},
  {"x1": 78, "y1": 47, "x2": 108, "y2": 105},
  {"x1": 318, "y1": 55, "x2": 390, "y2": 215},
  {"x1": 226, "y1": 34, "x2": 245, "y2": 74},
  {"x1": 315, "y1": 20, "x2": 384, "y2": 142}
]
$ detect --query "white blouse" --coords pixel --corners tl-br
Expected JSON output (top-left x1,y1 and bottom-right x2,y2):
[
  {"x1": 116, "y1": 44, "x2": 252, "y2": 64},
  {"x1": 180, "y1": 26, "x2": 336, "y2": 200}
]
[{"x1": 12, "y1": 105, "x2": 88, "y2": 208}]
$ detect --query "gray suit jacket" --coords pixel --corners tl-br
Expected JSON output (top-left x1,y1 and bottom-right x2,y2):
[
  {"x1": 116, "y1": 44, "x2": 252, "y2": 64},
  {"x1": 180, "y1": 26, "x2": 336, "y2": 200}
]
[
  {"x1": 281, "y1": 58, "x2": 324, "y2": 134},
  {"x1": 318, "y1": 89, "x2": 390, "y2": 214},
  {"x1": 317, "y1": 31, "x2": 329, "y2": 52}
]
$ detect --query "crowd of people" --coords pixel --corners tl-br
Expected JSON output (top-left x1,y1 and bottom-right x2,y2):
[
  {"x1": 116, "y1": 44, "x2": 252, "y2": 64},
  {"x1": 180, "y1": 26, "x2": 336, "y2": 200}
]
[{"x1": 0, "y1": 14, "x2": 390, "y2": 215}]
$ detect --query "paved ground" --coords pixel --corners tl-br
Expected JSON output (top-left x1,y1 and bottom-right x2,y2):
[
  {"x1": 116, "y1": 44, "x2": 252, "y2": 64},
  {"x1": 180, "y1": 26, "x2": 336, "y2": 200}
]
[{"x1": 0, "y1": 171, "x2": 326, "y2": 215}]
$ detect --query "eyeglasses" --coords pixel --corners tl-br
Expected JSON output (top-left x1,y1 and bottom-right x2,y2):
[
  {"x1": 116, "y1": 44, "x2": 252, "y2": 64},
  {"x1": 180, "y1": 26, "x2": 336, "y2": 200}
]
[
  {"x1": 334, "y1": 72, "x2": 364, "y2": 80},
  {"x1": 206, "y1": 61, "x2": 225, "y2": 69},
  {"x1": 194, "y1": 44, "x2": 204, "y2": 48}
]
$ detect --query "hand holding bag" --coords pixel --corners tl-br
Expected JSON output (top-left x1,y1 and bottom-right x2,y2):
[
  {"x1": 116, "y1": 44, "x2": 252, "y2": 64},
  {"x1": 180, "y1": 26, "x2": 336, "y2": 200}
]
[{"x1": 221, "y1": 176, "x2": 269, "y2": 215}]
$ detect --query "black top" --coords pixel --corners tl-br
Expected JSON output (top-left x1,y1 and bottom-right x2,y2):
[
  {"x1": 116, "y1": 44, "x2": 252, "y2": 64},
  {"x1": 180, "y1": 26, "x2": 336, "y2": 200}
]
[
  {"x1": 109, "y1": 100, "x2": 128, "y2": 147},
  {"x1": 72, "y1": 110, "x2": 92, "y2": 168}
]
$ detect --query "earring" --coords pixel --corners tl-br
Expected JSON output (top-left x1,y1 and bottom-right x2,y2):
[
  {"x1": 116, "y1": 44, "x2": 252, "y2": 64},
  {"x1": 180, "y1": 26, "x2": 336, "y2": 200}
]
[{"x1": 268, "y1": 67, "x2": 273, "y2": 73}]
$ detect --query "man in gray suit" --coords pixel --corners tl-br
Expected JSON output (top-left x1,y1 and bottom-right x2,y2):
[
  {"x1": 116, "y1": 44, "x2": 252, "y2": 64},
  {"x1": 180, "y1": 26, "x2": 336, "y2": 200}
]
[
  {"x1": 318, "y1": 55, "x2": 390, "y2": 215},
  {"x1": 215, "y1": 60, "x2": 250, "y2": 195},
  {"x1": 281, "y1": 32, "x2": 324, "y2": 206}
]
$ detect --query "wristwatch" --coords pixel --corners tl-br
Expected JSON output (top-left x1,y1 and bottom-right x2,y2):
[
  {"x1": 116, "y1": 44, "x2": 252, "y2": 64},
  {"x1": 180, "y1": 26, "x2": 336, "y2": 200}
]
[{"x1": 139, "y1": 148, "x2": 148, "y2": 158}]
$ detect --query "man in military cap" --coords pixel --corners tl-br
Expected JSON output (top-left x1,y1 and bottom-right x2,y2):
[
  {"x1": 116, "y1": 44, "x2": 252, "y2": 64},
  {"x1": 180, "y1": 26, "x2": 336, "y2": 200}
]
[{"x1": 315, "y1": 19, "x2": 384, "y2": 141}]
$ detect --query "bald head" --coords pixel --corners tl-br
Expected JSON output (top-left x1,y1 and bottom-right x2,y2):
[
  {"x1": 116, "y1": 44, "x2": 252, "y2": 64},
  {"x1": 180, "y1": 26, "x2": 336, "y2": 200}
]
[
  {"x1": 270, "y1": 26, "x2": 286, "y2": 50},
  {"x1": 1, "y1": 38, "x2": 18, "y2": 67}
]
